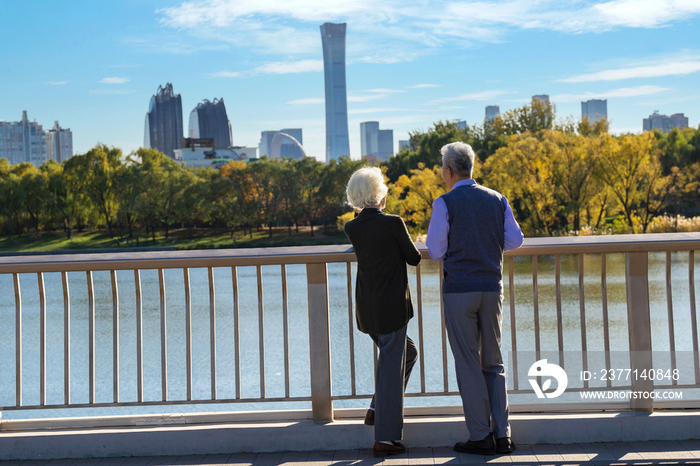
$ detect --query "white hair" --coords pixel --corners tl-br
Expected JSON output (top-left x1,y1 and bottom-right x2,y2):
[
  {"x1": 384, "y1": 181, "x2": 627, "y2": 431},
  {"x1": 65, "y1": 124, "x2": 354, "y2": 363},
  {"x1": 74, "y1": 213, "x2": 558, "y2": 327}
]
[
  {"x1": 346, "y1": 167, "x2": 388, "y2": 210},
  {"x1": 441, "y1": 142, "x2": 475, "y2": 177}
]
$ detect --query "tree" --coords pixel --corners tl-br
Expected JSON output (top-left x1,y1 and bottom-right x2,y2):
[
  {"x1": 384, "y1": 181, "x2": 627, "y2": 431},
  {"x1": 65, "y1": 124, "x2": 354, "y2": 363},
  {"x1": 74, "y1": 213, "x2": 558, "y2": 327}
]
[
  {"x1": 490, "y1": 97, "x2": 556, "y2": 136},
  {"x1": 42, "y1": 160, "x2": 84, "y2": 238},
  {"x1": 296, "y1": 157, "x2": 324, "y2": 237},
  {"x1": 387, "y1": 163, "x2": 447, "y2": 235},
  {"x1": 277, "y1": 158, "x2": 303, "y2": 235},
  {"x1": 71, "y1": 145, "x2": 123, "y2": 237},
  {"x1": 547, "y1": 131, "x2": 599, "y2": 231},
  {"x1": 481, "y1": 133, "x2": 558, "y2": 236},
  {"x1": 318, "y1": 155, "x2": 365, "y2": 233}
]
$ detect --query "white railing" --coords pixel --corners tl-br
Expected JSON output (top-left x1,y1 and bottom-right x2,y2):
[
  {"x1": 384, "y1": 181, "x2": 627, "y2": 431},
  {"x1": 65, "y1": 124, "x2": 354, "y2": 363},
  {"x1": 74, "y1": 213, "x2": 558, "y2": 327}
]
[{"x1": 0, "y1": 233, "x2": 698, "y2": 424}]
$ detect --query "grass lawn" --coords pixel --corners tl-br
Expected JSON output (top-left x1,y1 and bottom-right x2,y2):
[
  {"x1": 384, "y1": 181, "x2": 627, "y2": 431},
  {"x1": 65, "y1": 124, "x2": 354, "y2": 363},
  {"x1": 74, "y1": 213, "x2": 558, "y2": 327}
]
[{"x1": 0, "y1": 226, "x2": 351, "y2": 253}]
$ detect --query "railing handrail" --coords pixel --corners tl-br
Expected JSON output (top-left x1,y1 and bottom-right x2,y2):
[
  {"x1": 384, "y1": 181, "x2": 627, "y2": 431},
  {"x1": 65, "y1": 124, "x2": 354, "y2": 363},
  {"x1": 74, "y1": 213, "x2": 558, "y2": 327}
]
[{"x1": 1, "y1": 232, "x2": 699, "y2": 274}]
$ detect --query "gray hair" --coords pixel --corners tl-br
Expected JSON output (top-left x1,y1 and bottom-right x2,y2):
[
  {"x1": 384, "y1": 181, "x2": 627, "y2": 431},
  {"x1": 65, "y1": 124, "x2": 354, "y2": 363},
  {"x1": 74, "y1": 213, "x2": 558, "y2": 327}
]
[
  {"x1": 346, "y1": 167, "x2": 388, "y2": 209},
  {"x1": 440, "y1": 142, "x2": 475, "y2": 177}
]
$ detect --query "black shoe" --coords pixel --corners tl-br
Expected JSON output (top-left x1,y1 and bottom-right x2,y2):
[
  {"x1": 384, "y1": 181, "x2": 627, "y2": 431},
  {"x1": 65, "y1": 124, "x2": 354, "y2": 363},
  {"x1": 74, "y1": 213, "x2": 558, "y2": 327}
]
[
  {"x1": 364, "y1": 409, "x2": 374, "y2": 426},
  {"x1": 453, "y1": 434, "x2": 496, "y2": 455},
  {"x1": 495, "y1": 437, "x2": 516, "y2": 454},
  {"x1": 373, "y1": 441, "x2": 406, "y2": 457}
]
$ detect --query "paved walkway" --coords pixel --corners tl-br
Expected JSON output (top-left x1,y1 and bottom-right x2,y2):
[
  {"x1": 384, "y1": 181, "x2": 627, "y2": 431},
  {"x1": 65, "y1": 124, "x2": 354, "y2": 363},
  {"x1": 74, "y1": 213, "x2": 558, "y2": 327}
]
[{"x1": 2, "y1": 441, "x2": 700, "y2": 466}]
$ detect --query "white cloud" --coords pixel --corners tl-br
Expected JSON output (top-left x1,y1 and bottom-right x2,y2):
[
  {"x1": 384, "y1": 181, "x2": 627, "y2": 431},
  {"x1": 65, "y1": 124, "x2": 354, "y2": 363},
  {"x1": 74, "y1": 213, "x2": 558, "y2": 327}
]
[
  {"x1": 561, "y1": 60, "x2": 700, "y2": 82},
  {"x1": 157, "y1": 1, "x2": 700, "y2": 61},
  {"x1": 210, "y1": 59, "x2": 323, "y2": 79},
  {"x1": 209, "y1": 70, "x2": 242, "y2": 78},
  {"x1": 100, "y1": 77, "x2": 130, "y2": 84},
  {"x1": 431, "y1": 90, "x2": 511, "y2": 103},
  {"x1": 255, "y1": 59, "x2": 323, "y2": 74},
  {"x1": 552, "y1": 85, "x2": 671, "y2": 102},
  {"x1": 287, "y1": 97, "x2": 325, "y2": 105},
  {"x1": 46, "y1": 81, "x2": 69, "y2": 85},
  {"x1": 407, "y1": 84, "x2": 441, "y2": 89}
]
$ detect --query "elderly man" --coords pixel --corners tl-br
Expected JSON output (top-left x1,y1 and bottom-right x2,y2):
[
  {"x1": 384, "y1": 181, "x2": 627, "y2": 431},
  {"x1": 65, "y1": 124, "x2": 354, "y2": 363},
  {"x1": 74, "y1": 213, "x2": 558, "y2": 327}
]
[{"x1": 426, "y1": 142, "x2": 524, "y2": 455}]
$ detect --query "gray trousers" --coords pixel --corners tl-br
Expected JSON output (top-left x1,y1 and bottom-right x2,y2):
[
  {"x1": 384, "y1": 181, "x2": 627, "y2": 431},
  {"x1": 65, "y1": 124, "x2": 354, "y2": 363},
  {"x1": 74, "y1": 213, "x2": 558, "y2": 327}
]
[
  {"x1": 369, "y1": 335, "x2": 418, "y2": 410},
  {"x1": 443, "y1": 292, "x2": 510, "y2": 441},
  {"x1": 369, "y1": 325, "x2": 416, "y2": 441}
]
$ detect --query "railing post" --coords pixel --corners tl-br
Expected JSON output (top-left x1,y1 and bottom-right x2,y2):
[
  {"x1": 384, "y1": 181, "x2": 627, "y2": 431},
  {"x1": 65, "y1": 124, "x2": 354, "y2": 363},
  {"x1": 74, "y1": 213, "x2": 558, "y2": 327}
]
[
  {"x1": 626, "y1": 252, "x2": 654, "y2": 412},
  {"x1": 306, "y1": 263, "x2": 333, "y2": 422}
]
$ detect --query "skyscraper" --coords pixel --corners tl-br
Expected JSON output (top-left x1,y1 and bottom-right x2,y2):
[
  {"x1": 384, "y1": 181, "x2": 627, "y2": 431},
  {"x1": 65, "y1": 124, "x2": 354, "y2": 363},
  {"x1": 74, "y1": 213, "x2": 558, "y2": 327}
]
[
  {"x1": 360, "y1": 121, "x2": 379, "y2": 157},
  {"x1": 46, "y1": 121, "x2": 73, "y2": 163},
  {"x1": 533, "y1": 94, "x2": 550, "y2": 102},
  {"x1": 485, "y1": 105, "x2": 500, "y2": 122},
  {"x1": 144, "y1": 83, "x2": 183, "y2": 158},
  {"x1": 0, "y1": 111, "x2": 47, "y2": 166},
  {"x1": 189, "y1": 98, "x2": 232, "y2": 149},
  {"x1": 320, "y1": 22, "x2": 350, "y2": 162},
  {"x1": 643, "y1": 111, "x2": 689, "y2": 132},
  {"x1": 581, "y1": 99, "x2": 607, "y2": 123},
  {"x1": 360, "y1": 121, "x2": 393, "y2": 161},
  {"x1": 398, "y1": 140, "x2": 410, "y2": 151}
]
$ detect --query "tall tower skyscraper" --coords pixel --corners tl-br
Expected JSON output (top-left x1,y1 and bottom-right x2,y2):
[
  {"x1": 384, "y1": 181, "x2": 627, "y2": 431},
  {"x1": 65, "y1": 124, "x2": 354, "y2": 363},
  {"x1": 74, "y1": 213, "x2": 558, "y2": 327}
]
[
  {"x1": 581, "y1": 99, "x2": 607, "y2": 123},
  {"x1": 320, "y1": 22, "x2": 350, "y2": 162},
  {"x1": 533, "y1": 94, "x2": 550, "y2": 102},
  {"x1": 188, "y1": 98, "x2": 232, "y2": 149},
  {"x1": 144, "y1": 83, "x2": 183, "y2": 158}
]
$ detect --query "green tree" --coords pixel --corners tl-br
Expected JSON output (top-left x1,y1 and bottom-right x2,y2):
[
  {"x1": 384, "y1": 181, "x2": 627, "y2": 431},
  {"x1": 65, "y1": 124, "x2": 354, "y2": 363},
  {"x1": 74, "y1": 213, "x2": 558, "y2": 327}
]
[
  {"x1": 296, "y1": 157, "x2": 324, "y2": 237},
  {"x1": 72, "y1": 145, "x2": 123, "y2": 237}
]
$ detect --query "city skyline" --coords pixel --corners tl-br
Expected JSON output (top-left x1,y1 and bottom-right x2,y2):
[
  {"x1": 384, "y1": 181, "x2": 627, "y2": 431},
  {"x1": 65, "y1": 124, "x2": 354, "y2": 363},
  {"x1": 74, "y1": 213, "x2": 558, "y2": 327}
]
[
  {"x1": 1, "y1": 1, "x2": 699, "y2": 161},
  {"x1": 0, "y1": 111, "x2": 73, "y2": 166}
]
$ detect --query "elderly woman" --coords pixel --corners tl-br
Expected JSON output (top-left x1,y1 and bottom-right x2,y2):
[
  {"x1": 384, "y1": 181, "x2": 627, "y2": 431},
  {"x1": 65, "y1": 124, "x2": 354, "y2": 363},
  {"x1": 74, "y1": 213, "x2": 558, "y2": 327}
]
[{"x1": 343, "y1": 167, "x2": 421, "y2": 456}]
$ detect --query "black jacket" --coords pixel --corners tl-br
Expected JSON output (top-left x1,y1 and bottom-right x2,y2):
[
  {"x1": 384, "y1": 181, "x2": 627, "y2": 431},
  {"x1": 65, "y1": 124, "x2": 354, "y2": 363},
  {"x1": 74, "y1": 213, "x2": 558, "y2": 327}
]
[{"x1": 344, "y1": 208, "x2": 421, "y2": 335}]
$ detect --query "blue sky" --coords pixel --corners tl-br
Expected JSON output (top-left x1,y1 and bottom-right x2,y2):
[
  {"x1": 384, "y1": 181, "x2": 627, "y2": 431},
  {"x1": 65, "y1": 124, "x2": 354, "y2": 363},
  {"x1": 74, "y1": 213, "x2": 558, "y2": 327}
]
[{"x1": 1, "y1": 0, "x2": 699, "y2": 161}]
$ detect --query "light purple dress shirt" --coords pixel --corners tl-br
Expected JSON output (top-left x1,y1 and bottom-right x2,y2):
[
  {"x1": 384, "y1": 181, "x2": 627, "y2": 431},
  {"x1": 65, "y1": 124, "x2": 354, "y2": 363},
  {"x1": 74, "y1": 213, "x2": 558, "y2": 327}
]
[{"x1": 426, "y1": 179, "x2": 524, "y2": 261}]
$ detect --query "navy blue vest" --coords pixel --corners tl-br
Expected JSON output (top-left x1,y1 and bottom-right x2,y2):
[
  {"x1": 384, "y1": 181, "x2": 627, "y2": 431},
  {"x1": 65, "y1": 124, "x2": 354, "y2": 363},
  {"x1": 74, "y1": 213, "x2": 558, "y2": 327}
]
[{"x1": 441, "y1": 183, "x2": 506, "y2": 293}]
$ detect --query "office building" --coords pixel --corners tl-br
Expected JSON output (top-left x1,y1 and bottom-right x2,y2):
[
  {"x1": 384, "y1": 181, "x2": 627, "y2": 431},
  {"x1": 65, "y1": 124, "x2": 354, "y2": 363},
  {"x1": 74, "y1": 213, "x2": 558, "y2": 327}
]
[
  {"x1": 455, "y1": 120, "x2": 467, "y2": 130},
  {"x1": 533, "y1": 94, "x2": 550, "y2": 103},
  {"x1": 398, "y1": 140, "x2": 410, "y2": 151},
  {"x1": 46, "y1": 121, "x2": 73, "y2": 163},
  {"x1": 360, "y1": 121, "x2": 379, "y2": 157},
  {"x1": 174, "y1": 138, "x2": 250, "y2": 169},
  {"x1": 485, "y1": 105, "x2": 500, "y2": 122},
  {"x1": 360, "y1": 121, "x2": 393, "y2": 161},
  {"x1": 188, "y1": 98, "x2": 232, "y2": 149},
  {"x1": 0, "y1": 111, "x2": 47, "y2": 166},
  {"x1": 321, "y1": 22, "x2": 350, "y2": 162},
  {"x1": 362, "y1": 154, "x2": 379, "y2": 165},
  {"x1": 231, "y1": 146, "x2": 257, "y2": 160},
  {"x1": 643, "y1": 111, "x2": 689, "y2": 132},
  {"x1": 581, "y1": 99, "x2": 607, "y2": 123},
  {"x1": 144, "y1": 83, "x2": 183, "y2": 158},
  {"x1": 259, "y1": 129, "x2": 304, "y2": 159}
]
